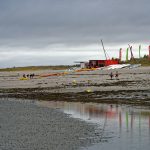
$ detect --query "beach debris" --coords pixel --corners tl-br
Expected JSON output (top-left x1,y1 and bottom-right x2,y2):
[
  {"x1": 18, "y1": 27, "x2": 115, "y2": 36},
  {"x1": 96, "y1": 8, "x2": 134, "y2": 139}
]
[
  {"x1": 40, "y1": 72, "x2": 68, "y2": 77},
  {"x1": 72, "y1": 80, "x2": 77, "y2": 85},
  {"x1": 85, "y1": 89, "x2": 92, "y2": 93},
  {"x1": 75, "y1": 68, "x2": 97, "y2": 72},
  {"x1": 88, "y1": 80, "x2": 92, "y2": 84},
  {"x1": 129, "y1": 64, "x2": 141, "y2": 69},
  {"x1": 19, "y1": 77, "x2": 29, "y2": 80},
  {"x1": 67, "y1": 67, "x2": 80, "y2": 72}
]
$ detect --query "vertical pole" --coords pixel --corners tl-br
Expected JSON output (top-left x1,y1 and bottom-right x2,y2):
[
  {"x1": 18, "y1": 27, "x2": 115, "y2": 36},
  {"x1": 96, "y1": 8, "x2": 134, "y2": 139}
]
[
  {"x1": 128, "y1": 44, "x2": 134, "y2": 60},
  {"x1": 119, "y1": 48, "x2": 122, "y2": 61},
  {"x1": 130, "y1": 46, "x2": 134, "y2": 60},
  {"x1": 101, "y1": 40, "x2": 107, "y2": 60},
  {"x1": 126, "y1": 48, "x2": 129, "y2": 62},
  {"x1": 139, "y1": 45, "x2": 141, "y2": 58},
  {"x1": 149, "y1": 45, "x2": 150, "y2": 59}
]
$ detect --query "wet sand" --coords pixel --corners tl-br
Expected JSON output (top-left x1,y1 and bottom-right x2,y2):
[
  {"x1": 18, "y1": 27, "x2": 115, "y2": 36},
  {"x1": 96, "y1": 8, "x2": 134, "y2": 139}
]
[
  {"x1": 0, "y1": 67, "x2": 150, "y2": 105},
  {"x1": 0, "y1": 98, "x2": 106, "y2": 150}
]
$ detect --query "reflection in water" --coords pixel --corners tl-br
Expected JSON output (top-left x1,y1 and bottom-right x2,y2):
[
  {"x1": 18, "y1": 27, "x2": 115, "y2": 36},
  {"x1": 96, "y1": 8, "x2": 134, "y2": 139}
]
[
  {"x1": 37, "y1": 101, "x2": 150, "y2": 150},
  {"x1": 126, "y1": 112, "x2": 129, "y2": 131}
]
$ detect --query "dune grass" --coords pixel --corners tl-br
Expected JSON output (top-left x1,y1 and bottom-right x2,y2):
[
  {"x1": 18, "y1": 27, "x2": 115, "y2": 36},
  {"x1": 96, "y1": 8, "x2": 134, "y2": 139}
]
[
  {"x1": 0, "y1": 65, "x2": 75, "y2": 72},
  {"x1": 121, "y1": 55, "x2": 150, "y2": 66}
]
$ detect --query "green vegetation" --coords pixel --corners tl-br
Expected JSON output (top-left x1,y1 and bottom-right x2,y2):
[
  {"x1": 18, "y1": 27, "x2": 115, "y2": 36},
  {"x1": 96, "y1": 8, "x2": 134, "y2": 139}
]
[
  {"x1": 121, "y1": 55, "x2": 150, "y2": 66},
  {"x1": 0, "y1": 65, "x2": 76, "y2": 72}
]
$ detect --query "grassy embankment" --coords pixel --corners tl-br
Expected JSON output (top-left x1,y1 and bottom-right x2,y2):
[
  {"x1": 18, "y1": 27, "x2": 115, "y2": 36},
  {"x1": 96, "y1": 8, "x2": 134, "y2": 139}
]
[
  {"x1": 0, "y1": 65, "x2": 77, "y2": 72},
  {"x1": 121, "y1": 55, "x2": 150, "y2": 66}
]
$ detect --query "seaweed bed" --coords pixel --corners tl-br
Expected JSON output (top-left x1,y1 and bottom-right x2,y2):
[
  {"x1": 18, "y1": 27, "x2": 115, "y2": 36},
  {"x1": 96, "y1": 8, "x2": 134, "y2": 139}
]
[
  {"x1": 0, "y1": 87, "x2": 150, "y2": 107},
  {"x1": 0, "y1": 77, "x2": 150, "y2": 106}
]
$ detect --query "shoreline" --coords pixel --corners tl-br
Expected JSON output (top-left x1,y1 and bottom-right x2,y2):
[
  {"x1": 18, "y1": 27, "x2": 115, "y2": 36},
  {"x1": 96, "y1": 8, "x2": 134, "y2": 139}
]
[
  {"x1": 0, "y1": 98, "x2": 107, "y2": 150},
  {"x1": 0, "y1": 66, "x2": 150, "y2": 106}
]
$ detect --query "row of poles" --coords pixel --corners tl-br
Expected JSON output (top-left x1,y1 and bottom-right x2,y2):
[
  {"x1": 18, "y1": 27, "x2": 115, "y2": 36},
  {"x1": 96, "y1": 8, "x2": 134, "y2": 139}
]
[{"x1": 119, "y1": 45, "x2": 150, "y2": 61}]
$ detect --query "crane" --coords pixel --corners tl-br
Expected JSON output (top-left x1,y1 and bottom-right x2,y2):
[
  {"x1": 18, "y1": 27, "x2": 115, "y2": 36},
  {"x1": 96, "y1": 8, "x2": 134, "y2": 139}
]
[{"x1": 101, "y1": 40, "x2": 110, "y2": 60}]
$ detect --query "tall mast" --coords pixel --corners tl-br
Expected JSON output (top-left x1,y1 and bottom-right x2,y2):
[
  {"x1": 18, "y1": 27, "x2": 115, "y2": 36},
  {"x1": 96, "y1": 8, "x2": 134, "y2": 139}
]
[
  {"x1": 101, "y1": 40, "x2": 109, "y2": 60},
  {"x1": 128, "y1": 44, "x2": 134, "y2": 60}
]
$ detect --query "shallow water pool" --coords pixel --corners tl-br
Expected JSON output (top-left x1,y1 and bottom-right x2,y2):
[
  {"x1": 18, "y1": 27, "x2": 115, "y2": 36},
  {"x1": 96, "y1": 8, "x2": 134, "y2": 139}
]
[{"x1": 37, "y1": 101, "x2": 150, "y2": 150}]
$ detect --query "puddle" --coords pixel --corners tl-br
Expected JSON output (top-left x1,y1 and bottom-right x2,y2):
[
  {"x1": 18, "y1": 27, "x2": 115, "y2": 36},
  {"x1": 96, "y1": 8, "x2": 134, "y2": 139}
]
[{"x1": 37, "y1": 101, "x2": 150, "y2": 150}]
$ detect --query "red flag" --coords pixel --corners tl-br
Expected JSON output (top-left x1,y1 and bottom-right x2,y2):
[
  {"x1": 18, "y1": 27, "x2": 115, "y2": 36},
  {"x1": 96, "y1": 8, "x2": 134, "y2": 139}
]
[{"x1": 149, "y1": 45, "x2": 150, "y2": 59}]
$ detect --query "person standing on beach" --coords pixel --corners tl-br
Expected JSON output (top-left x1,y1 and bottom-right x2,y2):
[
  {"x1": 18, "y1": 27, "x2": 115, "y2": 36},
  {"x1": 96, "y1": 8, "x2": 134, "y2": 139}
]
[
  {"x1": 109, "y1": 72, "x2": 113, "y2": 80},
  {"x1": 23, "y1": 74, "x2": 26, "y2": 78},
  {"x1": 115, "y1": 71, "x2": 119, "y2": 80}
]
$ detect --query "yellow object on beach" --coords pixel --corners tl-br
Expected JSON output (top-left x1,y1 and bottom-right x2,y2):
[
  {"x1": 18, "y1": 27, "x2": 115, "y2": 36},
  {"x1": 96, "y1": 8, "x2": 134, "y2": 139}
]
[
  {"x1": 86, "y1": 89, "x2": 92, "y2": 93},
  {"x1": 19, "y1": 77, "x2": 29, "y2": 80},
  {"x1": 72, "y1": 80, "x2": 77, "y2": 85},
  {"x1": 72, "y1": 80, "x2": 77, "y2": 83},
  {"x1": 75, "y1": 68, "x2": 97, "y2": 72},
  {"x1": 63, "y1": 72, "x2": 68, "y2": 75},
  {"x1": 40, "y1": 72, "x2": 68, "y2": 77}
]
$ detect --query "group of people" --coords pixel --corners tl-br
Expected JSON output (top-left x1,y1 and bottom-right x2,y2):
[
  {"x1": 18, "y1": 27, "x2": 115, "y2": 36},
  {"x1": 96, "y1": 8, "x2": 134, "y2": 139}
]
[
  {"x1": 23, "y1": 73, "x2": 35, "y2": 79},
  {"x1": 109, "y1": 71, "x2": 119, "y2": 80}
]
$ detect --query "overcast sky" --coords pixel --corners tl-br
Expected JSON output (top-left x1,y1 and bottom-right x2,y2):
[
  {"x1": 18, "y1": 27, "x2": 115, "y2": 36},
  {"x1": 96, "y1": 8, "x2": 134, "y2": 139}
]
[{"x1": 0, "y1": 0, "x2": 149, "y2": 67}]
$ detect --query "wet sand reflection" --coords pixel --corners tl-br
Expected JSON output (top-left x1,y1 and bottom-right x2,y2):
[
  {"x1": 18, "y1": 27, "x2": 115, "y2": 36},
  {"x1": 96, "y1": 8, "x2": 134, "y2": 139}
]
[{"x1": 37, "y1": 101, "x2": 150, "y2": 138}]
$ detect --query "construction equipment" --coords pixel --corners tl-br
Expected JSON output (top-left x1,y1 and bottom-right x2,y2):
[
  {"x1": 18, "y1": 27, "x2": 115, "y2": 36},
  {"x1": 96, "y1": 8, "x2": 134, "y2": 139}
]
[{"x1": 101, "y1": 40, "x2": 110, "y2": 60}]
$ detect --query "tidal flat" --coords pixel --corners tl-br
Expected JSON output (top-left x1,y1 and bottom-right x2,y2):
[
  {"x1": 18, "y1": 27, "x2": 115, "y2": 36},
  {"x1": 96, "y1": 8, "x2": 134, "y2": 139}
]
[
  {"x1": 0, "y1": 67, "x2": 150, "y2": 105},
  {"x1": 0, "y1": 67, "x2": 150, "y2": 149}
]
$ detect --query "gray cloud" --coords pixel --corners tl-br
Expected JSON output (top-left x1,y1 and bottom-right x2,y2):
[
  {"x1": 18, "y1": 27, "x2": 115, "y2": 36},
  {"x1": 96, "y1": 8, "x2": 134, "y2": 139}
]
[{"x1": 0, "y1": 0, "x2": 150, "y2": 67}]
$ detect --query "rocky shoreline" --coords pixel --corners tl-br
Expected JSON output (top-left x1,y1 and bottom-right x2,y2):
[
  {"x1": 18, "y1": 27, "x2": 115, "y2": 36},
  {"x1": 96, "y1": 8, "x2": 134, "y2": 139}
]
[
  {"x1": 0, "y1": 98, "x2": 110, "y2": 150},
  {"x1": 0, "y1": 89, "x2": 150, "y2": 106}
]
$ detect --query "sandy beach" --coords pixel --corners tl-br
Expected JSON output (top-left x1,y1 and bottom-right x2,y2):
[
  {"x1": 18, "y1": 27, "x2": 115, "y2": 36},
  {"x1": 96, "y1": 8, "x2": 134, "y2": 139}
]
[{"x1": 0, "y1": 66, "x2": 150, "y2": 105}]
